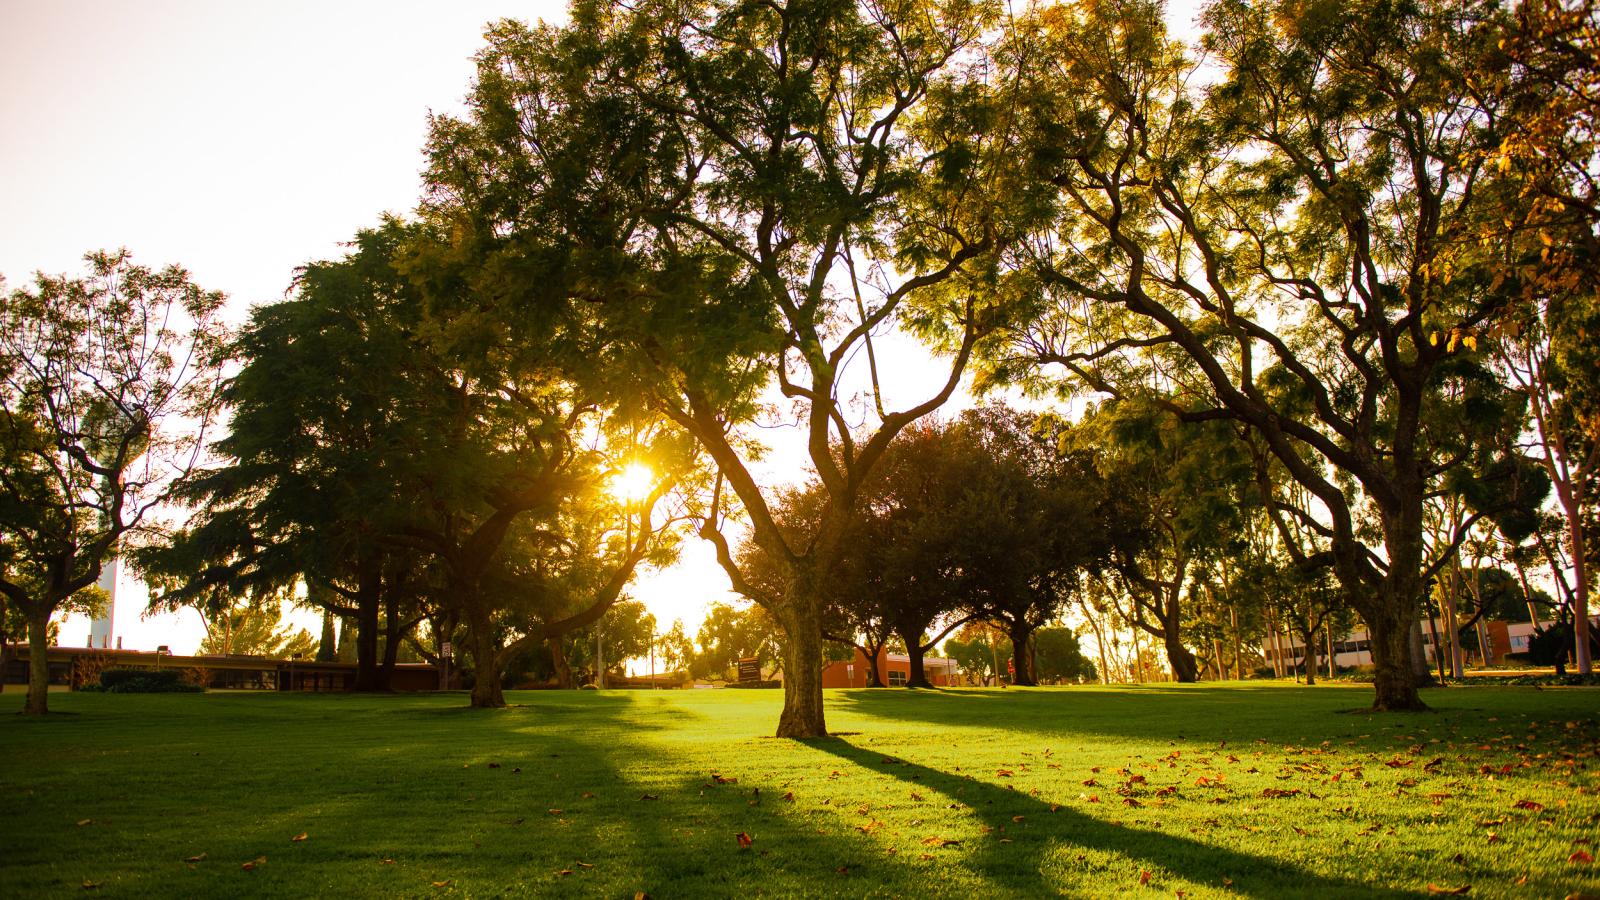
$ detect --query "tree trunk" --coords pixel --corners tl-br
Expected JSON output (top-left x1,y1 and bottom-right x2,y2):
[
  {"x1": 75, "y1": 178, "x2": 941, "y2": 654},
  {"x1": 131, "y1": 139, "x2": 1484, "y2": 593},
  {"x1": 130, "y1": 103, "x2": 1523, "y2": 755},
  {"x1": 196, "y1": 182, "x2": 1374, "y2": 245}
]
[
  {"x1": 379, "y1": 612, "x2": 402, "y2": 692},
  {"x1": 1569, "y1": 516, "x2": 1592, "y2": 673},
  {"x1": 904, "y1": 639, "x2": 931, "y2": 688},
  {"x1": 1007, "y1": 621, "x2": 1037, "y2": 686},
  {"x1": 468, "y1": 609, "x2": 506, "y2": 708},
  {"x1": 550, "y1": 636, "x2": 574, "y2": 689},
  {"x1": 1162, "y1": 626, "x2": 1199, "y2": 682},
  {"x1": 1300, "y1": 620, "x2": 1318, "y2": 686},
  {"x1": 775, "y1": 590, "x2": 826, "y2": 737},
  {"x1": 1366, "y1": 601, "x2": 1426, "y2": 711},
  {"x1": 23, "y1": 604, "x2": 52, "y2": 715},
  {"x1": 1229, "y1": 606, "x2": 1242, "y2": 680}
]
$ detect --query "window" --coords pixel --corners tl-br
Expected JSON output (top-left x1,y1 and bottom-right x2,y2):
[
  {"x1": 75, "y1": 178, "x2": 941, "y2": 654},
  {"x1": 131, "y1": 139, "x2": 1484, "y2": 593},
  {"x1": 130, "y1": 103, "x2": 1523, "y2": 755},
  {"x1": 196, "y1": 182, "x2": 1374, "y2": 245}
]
[{"x1": 888, "y1": 670, "x2": 908, "y2": 686}]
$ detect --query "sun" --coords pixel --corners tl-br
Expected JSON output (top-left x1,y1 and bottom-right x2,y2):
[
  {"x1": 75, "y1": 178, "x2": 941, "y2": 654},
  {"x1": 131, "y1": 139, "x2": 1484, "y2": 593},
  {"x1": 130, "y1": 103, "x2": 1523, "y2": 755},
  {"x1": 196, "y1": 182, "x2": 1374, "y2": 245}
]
[{"x1": 610, "y1": 462, "x2": 655, "y2": 502}]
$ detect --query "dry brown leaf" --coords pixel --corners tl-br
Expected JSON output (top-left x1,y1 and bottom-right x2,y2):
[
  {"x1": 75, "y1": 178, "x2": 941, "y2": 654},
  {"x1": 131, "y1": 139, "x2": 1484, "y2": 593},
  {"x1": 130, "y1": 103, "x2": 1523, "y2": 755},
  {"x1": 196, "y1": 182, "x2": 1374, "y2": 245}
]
[
  {"x1": 76, "y1": 819, "x2": 93, "y2": 827},
  {"x1": 782, "y1": 791, "x2": 795, "y2": 802},
  {"x1": 1512, "y1": 799, "x2": 1544, "y2": 811},
  {"x1": 996, "y1": 769, "x2": 1014, "y2": 777},
  {"x1": 639, "y1": 794, "x2": 658, "y2": 801},
  {"x1": 1571, "y1": 851, "x2": 1596, "y2": 864},
  {"x1": 581, "y1": 791, "x2": 595, "y2": 799},
  {"x1": 431, "y1": 880, "x2": 451, "y2": 888},
  {"x1": 291, "y1": 832, "x2": 308, "y2": 842},
  {"x1": 381, "y1": 858, "x2": 396, "y2": 865},
  {"x1": 1012, "y1": 815, "x2": 1026, "y2": 823},
  {"x1": 81, "y1": 880, "x2": 100, "y2": 890},
  {"x1": 1425, "y1": 883, "x2": 1470, "y2": 895},
  {"x1": 184, "y1": 853, "x2": 207, "y2": 863},
  {"x1": 549, "y1": 809, "x2": 564, "y2": 816},
  {"x1": 1139, "y1": 870, "x2": 1152, "y2": 885},
  {"x1": 736, "y1": 832, "x2": 753, "y2": 849},
  {"x1": 242, "y1": 855, "x2": 267, "y2": 871},
  {"x1": 576, "y1": 861, "x2": 595, "y2": 869},
  {"x1": 558, "y1": 869, "x2": 575, "y2": 876}
]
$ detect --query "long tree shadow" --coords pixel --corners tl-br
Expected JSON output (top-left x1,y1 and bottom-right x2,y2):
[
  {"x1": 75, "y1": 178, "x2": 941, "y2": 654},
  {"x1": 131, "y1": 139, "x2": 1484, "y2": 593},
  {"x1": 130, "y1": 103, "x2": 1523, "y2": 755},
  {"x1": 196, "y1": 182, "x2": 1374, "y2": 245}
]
[
  {"x1": 837, "y1": 685, "x2": 1457, "y2": 749},
  {"x1": 806, "y1": 736, "x2": 1417, "y2": 899}
]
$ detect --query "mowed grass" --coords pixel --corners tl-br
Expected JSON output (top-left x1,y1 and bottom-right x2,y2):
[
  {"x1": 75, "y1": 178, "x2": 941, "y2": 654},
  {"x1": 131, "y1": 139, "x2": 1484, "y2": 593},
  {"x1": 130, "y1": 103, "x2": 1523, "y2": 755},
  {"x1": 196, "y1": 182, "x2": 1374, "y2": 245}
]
[{"x1": 1, "y1": 684, "x2": 1596, "y2": 898}]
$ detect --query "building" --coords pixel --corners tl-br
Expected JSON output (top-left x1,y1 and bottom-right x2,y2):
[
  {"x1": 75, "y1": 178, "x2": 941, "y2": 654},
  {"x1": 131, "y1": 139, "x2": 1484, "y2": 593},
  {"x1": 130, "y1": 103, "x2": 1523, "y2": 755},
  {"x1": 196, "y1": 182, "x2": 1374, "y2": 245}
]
[
  {"x1": 1261, "y1": 615, "x2": 1597, "y2": 672},
  {"x1": 821, "y1": 647, "x2": 959, "y2": 687},
  {"x1": 1, "y1": 644, "x2": 441, "y2": 692}
]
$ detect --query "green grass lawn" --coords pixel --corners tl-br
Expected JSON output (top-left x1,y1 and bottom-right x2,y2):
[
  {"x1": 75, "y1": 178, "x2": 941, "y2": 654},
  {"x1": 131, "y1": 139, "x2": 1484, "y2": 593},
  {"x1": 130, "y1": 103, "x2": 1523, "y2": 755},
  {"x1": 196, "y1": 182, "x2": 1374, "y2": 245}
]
[{"x1": 2, "y1": 683, "x2": 1596, "y2": 898}]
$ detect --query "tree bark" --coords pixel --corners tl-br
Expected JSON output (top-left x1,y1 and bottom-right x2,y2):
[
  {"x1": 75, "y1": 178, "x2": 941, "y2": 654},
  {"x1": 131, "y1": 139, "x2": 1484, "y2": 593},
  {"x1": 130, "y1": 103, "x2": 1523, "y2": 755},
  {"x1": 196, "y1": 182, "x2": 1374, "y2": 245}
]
[
  {"x1": 468, "y1": 608, "x2": 506, "y2": 708},
  {"x1": 24, "y1": 604, "x2": 52, "y2": 715},
  {"x1": 1366, "y1": 599, "x2": 1426, "y2": 711},
  {"x1": 550, "y1": 636, "x2": 574, "y2": 689},
  {"x1": 775, "y1": 590, "x2": 826, "y2": 737},
  {"x1": 1006, "y1": 620, "x2": 1037, "y2": 686},
  {"x1": 1163, "y1": 626, "x2": 1199, "y2": 682}
]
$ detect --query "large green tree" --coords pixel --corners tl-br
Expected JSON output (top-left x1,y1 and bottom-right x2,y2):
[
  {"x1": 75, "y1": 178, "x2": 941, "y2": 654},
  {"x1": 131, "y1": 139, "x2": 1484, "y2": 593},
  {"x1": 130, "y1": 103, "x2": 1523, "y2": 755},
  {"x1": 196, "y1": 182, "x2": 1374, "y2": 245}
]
[
  {"x1": 423, "y1": 0, "x2": 1018, "y2": 735},
  {"x1": 993, "y1": 0, "x2": 1543, "y2": 709},
  {"x1": 0, "y1": 252, "x2": 228, "y2": 714}
]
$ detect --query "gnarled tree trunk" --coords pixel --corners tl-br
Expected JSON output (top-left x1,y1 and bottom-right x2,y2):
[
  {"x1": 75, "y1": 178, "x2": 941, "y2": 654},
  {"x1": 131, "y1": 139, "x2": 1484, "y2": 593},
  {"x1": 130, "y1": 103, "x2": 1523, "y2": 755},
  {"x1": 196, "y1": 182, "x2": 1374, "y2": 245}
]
[{"x1": 775, "y1": 584, "x2": 826, "y2": 737}]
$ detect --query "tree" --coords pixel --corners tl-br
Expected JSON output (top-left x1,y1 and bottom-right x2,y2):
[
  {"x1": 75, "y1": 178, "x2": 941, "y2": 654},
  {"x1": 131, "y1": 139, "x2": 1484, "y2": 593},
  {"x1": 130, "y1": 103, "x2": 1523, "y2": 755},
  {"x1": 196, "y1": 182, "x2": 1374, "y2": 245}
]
[
  {"x1": 196, "y1": 600, "x2": 316, "y2": 660},
  {"x1": 656, "y1": 618, "x2": 696, "y2": 676},
  {"x1": 422, "y1": 0, "x2": 1017, "y2": 736},
  {"x1": 993, "y1": 0, "x2": 1541, "y2": 709},
  {"x1": 1032, "y1": 626, "x2": 1096, "y2": 683},
  {"x1": 0, "y1": 251, "x2": 227, "y2": 714},
  {"x1": 693, "y1": 602, "x2": 782, "y2": 681}
]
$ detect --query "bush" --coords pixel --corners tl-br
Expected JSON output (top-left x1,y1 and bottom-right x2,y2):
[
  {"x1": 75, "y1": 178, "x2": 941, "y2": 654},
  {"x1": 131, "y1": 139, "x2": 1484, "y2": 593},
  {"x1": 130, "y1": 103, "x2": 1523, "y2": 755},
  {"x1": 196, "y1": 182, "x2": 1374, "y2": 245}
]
[{"x1": 99, "y1": 667, "x2": 204, "y2": 693}]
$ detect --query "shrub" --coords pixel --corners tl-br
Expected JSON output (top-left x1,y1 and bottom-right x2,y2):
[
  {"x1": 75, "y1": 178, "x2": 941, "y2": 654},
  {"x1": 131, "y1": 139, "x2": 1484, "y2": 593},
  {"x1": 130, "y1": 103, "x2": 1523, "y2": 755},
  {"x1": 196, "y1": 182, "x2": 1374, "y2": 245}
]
[{"x1": 99, "y1": 667, "x2": 204, "y2": 693}]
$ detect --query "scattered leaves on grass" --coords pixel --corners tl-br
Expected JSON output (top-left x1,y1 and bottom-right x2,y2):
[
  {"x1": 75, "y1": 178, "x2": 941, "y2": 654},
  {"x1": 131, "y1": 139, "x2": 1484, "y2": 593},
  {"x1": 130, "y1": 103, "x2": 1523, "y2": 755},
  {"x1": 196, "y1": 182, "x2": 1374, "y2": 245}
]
[
  {"x1": 1425, "y1": 884, "x2": 1470, "y2": 895},
  {"x1": 736, "y1": 832, "x2": 753, "y2": 850},
  {"x1": 291, "y1": 832, "x2": 308, "y2": 842}
]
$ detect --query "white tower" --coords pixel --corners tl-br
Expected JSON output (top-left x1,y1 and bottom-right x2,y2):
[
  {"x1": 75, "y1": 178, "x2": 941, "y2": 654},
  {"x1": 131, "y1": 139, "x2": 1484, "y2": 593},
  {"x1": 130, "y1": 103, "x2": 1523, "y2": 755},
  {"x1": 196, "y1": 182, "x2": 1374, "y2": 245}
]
[{"x1": 89, "y1": 558, "x2": 117, "y2": 649}]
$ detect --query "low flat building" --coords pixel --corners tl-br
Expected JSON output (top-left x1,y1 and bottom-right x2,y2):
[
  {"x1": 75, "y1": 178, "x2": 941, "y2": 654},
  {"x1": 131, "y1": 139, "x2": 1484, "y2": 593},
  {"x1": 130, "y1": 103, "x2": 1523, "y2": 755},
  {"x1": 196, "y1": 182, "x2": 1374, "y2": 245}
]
[
  {"x1": 1, "y1": 644, "x2": 440, "y2": 692},
  {"x1": 822, "y1": 647, "x2": 958, "y2": 687}
]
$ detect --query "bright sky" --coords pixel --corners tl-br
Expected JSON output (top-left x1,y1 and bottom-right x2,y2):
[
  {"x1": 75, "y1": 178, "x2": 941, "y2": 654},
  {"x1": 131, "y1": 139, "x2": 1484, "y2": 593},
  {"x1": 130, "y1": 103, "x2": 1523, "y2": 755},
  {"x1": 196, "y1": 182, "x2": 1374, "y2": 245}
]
[{"x1": 3, "y1": 0, "x2": 1207, "y2": 655}]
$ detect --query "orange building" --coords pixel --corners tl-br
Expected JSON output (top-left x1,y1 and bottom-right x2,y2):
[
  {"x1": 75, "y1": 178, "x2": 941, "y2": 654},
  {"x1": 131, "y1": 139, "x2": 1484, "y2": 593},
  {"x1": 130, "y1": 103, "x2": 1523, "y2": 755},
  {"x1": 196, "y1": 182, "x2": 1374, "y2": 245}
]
[{"x1": 821, "y1": 647, "x2": 959, "y2": 687}]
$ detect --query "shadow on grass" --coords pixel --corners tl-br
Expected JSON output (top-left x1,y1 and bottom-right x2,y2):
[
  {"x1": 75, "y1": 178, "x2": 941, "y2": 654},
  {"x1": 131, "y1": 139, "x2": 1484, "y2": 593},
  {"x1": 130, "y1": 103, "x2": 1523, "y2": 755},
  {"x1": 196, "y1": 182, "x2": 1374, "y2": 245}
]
[
  {"x1": 804, "y1": 736, "x2": 1413, "y2": 899},
  {"x1": 835, "y1": 684, "x2": 1447, "y2": 749}
]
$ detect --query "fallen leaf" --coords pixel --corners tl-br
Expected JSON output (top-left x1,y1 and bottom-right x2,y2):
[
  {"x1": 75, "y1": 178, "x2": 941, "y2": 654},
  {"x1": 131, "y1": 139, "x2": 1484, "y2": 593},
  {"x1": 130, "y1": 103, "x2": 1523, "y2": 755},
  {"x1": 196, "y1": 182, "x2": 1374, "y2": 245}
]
[
  {"x1": 432, "y1": 880, "x2": 451, "y2": 888},
  {"x1": 581, "y1": 791, "x2": 595, "y2": 799},
  {"x1": 242, "y1": 856, "x2": 267, "y2": 871},
  {"x1": 291, "y1": 832, "x2": 308, "y2": 842},
  {"x1": 576, "y1": 861, "x2": 595, "y2": 869},
  {"x1": 184, "y1": 853, "x2": 207, "y2": 863},
  {"x1": 1012, "y1": 815, "x2": 1026, "y2": 823},
  {"x1": 1425, "y1": 884, "x2": 1470, "y2": 895},
  {"x1": 783, "y1": 792, "x2": 795, "y2": 802},
  {"x1": 639, "y1": 794, "x2": 659, "y2": 801},
  {"x1": 998, "y1": 838, "x2": 1013, "y2": 844},
  {"x1": 996, "y1": 769, "x2": 1014, "y2": 778},
  {"x1": 76, "y1": 819, "x2": 93, "y2": 827},
  {"x1": 1261, "y1": 788, "x2": 1301, "y2": 799},
  {"x1": 1082, "y1": 778, "x2": 1100, "y2": 787},
  {"x1": 921, "y1": 836, "x2": 962, "y2": 847},
  {"x1": 511, "y1": 767, "x2": 521, "y2": 774},
  {"x1": 1123, "y1": 798, "x2": 1142, "y2": 807},
  {"x1": 1049, "y1": 804, "x2": 1060, "y2": 813},
  {"x1": 558, "y1": 869, "x2": 574, "y2": 876},
  {"x1": 634, "y1": 893, "x2": 651, "y2": 900},
  {"x1": 488, "y1": 762, "x2": 501, "y2": 769},
  {"x1": 910, "y1": 792, "x2": 925, "y2": 802},
  {"x1": 81, "y1": 880, "x2": 100, "y2": 890},
  {"x1": 1140, "y1": 870, "x2": 1152, "y2": 885},
  {"x1": 736, "y1": 832, "x2": 753, "y2": 849},
  {"x1": 381, "y1": 858, "x2": 396, "y2": 865},
  {"x1": 1512, "y1": 800, "x2": 1544, "y2": 811},
  {"x1": 1486, "y1": 833, "x2": 1502, "y2": 844},
  {"x1": 1571, "y1": 851, "x2": 1595, "y2": 864},
  {"x1": 549, "y1": 809, "x2": 564, "y2": 816}
]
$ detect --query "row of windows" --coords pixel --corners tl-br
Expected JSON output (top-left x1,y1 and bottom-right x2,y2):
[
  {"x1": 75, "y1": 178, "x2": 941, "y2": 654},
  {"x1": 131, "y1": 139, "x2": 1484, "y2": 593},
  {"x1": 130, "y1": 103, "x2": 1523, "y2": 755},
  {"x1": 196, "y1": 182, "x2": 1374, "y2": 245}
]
[{"x1": 1264, "y1": 640, "x2": 1371, "y2": 661}]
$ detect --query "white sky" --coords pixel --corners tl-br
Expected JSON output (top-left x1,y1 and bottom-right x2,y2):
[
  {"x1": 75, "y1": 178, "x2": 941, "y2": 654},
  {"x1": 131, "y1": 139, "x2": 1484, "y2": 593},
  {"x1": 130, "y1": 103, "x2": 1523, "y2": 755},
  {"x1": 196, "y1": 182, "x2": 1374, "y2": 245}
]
[{"x1": 3, "y1": 0, "x2": 1207, "y2": 656}]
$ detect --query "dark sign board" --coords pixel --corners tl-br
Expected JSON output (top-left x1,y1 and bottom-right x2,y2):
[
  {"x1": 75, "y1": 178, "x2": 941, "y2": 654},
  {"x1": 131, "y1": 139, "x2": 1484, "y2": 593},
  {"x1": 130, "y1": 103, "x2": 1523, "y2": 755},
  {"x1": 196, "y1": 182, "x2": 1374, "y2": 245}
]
[{"x1": 737, "y1": 657, "x2": 761, "y2": 683}]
